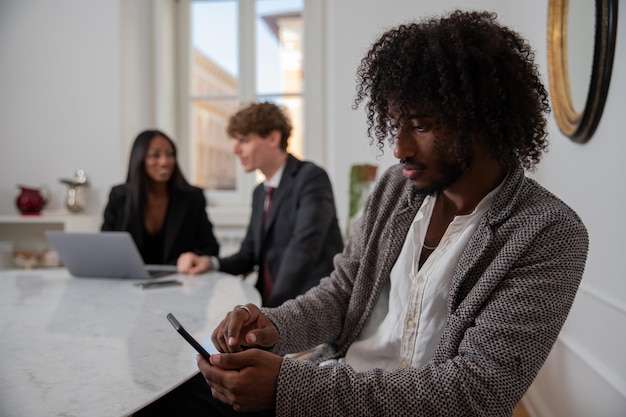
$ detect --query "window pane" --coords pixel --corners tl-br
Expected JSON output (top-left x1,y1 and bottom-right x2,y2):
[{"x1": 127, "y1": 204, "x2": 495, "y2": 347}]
[
  {"x1": 256, "y1": 0, "x2": 303, "y2": 96},
  {"x1": 260, "y1": 95, "x2": 303, "y2": 159},
  {"x1": 191, "y1": 1, "x2": 239, "y2": 191},
  {"x1": 191, "y1": 1, "x2": 238, "y2": 96},
  {"x1": 189, "y1": 0, "x2": 305, "y2": 195},
  {"x1": 191, "y1": 98, "x2": 240, "y2": 190}
]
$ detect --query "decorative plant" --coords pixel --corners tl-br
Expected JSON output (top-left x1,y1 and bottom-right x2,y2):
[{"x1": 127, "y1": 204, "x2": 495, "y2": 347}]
[{"x1": 347, "y1": 164, "x2": 377, "y2": 237}]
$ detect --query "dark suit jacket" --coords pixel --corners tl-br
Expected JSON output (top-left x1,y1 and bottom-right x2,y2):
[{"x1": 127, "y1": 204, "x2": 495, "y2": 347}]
[
  {"x1": 219, "y1": 155, "x2": 344, "y2": 307},
  {"x1": 101, "y1": 184, "x2": 219, "y2": 265}
]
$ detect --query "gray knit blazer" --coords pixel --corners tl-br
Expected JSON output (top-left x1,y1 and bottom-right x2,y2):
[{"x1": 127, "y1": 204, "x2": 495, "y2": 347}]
[{"x1": 263, "y1": 164, "x2": 589, "y2": 417}]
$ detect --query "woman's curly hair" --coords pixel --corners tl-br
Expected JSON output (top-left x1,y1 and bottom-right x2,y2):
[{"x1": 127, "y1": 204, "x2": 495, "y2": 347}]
[{"x1": 354, "y1": 10, "x2": 550, "y2": 171}]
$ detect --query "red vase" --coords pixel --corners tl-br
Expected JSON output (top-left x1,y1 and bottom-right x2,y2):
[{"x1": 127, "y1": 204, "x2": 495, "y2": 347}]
[{"x1": 16, "y1": 185, "x2": 47, "y2": 215}]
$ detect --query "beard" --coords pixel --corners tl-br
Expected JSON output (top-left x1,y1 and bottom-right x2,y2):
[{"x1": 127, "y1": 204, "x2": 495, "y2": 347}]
[
  {"x1": 412, "y1": 161, "x2": 464, "y2": 196},
  {"x1": 406, "y1": 146, "x2": 473, "y2": 196}
]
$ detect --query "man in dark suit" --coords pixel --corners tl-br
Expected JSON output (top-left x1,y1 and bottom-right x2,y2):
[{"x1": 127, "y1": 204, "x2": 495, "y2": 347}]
[{"x1": 178, "y1": 102, "x2": 344, "y2": 307}]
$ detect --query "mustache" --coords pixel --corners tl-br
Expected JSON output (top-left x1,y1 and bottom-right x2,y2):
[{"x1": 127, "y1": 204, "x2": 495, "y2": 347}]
[{"x1": 399, "y1": 158, "x2": 425, "y2": 169}]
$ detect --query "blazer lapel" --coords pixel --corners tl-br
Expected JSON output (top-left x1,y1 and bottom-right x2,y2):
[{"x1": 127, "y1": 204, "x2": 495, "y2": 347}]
[
  {"x1": 124, "y1": 187, "x2": 144, "y2": 249},
  {"x1": 447, "y1": 167, "x2": 525, "y2": 311},
  {"x1": 252, "y1": 185, "x2": 266, "y2": 258},
  {"x1": 162, "y1": 193, "x2": 186, "y2": 262},
  {"x1": 264, "y1": 155, "x2": 299, "y2": 233},
  {"x1": 343, "y1": 179, "x2": 423, "y2": 343},
  {"x1": 370, "y1": 184, "x2": 422, "y2": 304}
]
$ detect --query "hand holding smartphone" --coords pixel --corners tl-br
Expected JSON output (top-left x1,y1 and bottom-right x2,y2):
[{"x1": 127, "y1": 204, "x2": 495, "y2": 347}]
[{"x1": 166, "y1": 313, "x2": 211, "y2": 361}]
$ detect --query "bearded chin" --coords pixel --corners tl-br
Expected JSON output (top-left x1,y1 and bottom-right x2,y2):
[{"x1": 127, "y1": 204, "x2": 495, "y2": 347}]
[{"x1": 412, "y1": 162, "x2": 466, "y2": 196}]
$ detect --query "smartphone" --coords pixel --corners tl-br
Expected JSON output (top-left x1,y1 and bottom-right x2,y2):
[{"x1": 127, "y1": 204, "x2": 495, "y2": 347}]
[
  {"x1": 135, "y1": 279, "x2": 181, "y2": 289},
  {"x1": 166, "y1": 313, "x2": 212, "y2": 361}
]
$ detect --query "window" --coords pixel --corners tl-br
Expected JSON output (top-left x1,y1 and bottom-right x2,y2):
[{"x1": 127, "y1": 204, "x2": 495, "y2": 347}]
[{"x1": 178, "y1": 0, "x2": 322, "y2": 207}]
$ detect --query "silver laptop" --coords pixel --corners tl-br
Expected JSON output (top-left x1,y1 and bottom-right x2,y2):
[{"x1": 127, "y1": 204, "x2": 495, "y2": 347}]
[{"x1": 45, "y1": 231, "x2": 178, "y2": 279}]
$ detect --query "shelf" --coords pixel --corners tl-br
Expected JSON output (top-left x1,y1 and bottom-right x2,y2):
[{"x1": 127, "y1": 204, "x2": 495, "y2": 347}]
[
  {"x1": 0, "y1": 209, "x2": 248, "y2": 266},
  {"x1": 0, "y1": 213, "x2": 101, "y2": 258},
  {"x1": 0, "y1": 212, "x2": 99, "y2": 225}
]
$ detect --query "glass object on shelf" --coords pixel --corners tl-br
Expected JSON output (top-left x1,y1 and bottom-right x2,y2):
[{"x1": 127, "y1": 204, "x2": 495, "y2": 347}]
[{"x1": 60, "y1": 169, "x2": 89, "y2": 213}]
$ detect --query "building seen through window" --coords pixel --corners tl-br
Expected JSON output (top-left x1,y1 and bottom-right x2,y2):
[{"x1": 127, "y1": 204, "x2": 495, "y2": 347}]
[{"x1": 190, "y1": 0, "x2": 303, "y2": 191}]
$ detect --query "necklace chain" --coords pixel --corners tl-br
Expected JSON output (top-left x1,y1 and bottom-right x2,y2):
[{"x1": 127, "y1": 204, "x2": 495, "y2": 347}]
[{"x1": 422, "y1": 243, "x2": 438, "y2": 251}]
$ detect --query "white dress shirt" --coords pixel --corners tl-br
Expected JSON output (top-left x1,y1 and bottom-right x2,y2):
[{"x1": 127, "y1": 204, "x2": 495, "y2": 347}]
[
  {"x1": 263, "y1": 163, "x2": 284, "y2": 210},
  {"x1": 343, "y1": 185, "x2": 501, "y2": 372}
]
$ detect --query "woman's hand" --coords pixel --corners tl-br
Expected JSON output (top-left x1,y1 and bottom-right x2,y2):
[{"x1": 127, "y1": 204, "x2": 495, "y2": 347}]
[{"x1": 177, "y1": 252, "x2": 211, "y2": 274}]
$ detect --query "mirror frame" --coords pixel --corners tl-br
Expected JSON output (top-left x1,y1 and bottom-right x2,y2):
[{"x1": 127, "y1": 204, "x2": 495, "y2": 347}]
[{"x1": 547, "y1": 0, "x2": 618, "y2": 144}]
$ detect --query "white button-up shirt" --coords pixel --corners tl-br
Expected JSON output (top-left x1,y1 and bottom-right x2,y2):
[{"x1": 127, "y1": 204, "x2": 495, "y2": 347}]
[{"x1": 343, "y1": 186, "x2": 500, "y2": 372}]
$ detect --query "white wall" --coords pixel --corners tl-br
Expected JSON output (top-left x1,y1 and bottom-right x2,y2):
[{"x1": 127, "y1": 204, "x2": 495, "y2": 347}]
[
  {"x1": 0, "y1": 0, "x2": 125, "y2": 215},
  {"x1": 511, "y1": 2, "x2": 626, "y2": 416},
  {"x1": 0, "y1": 0, "x2": 166, "y2": 217},
  {"x1": 0, "y1": 0, "x2": 624, "y2": 415}
]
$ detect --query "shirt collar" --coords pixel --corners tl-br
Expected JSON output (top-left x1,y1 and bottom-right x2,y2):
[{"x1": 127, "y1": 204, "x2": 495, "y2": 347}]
[{"x1": 264, "y1": 161, "x2": 286, "y2": 189}]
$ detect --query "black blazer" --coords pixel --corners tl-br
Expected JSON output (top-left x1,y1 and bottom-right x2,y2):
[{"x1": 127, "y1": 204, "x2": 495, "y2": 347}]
[
  {"x1": 101, "y1": 184, "x2": 219, "y2": 265},
  {"x1": 219, "y1": 155, "x2": 344, "y2": 307}
]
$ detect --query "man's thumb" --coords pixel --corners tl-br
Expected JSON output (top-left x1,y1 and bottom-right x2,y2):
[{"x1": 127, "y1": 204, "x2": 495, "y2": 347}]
[{"x1": 245, "y1": 329, "x2": 274, "y2": 347}]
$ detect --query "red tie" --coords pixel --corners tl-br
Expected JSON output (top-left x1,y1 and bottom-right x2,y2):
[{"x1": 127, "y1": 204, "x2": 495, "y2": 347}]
[
  {"x1": 263, "y1": 187, "x2": 275, "y2": 304},
  {"x1": 263, "y1": 187, "x2": 274, "y2": 226}
]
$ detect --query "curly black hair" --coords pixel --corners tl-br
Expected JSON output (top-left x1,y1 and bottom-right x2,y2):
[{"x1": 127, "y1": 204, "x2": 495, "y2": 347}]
[{"x1": 354, "y1": 10, "x2": 550, "y2": 171}]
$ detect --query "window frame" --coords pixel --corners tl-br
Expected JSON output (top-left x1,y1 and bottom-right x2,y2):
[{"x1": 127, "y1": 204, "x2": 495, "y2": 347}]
[{"x1": 172, "y1": 0, "x2": 326, "y2": 208}]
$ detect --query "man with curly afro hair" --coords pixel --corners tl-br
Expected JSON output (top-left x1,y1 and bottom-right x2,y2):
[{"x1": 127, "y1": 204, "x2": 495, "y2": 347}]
[{"x1": 138, "y1": 10, "x2": 589, "y2": 417}]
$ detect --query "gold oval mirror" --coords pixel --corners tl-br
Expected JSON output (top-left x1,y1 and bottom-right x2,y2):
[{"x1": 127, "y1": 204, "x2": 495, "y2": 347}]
[{"x1": 547, "y1": 0, "x2": 618, "y2": 143}]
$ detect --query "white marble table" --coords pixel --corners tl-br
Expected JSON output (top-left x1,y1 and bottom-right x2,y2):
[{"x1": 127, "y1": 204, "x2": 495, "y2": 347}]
[{"x1": 0, "y1": 268, "x2": 261, "y2": 417}]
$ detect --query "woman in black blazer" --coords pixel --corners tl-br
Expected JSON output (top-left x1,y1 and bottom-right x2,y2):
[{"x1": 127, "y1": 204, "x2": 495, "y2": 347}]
[{"x1": 101, "y1": 129, "x2": 219, "y2": 265}]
